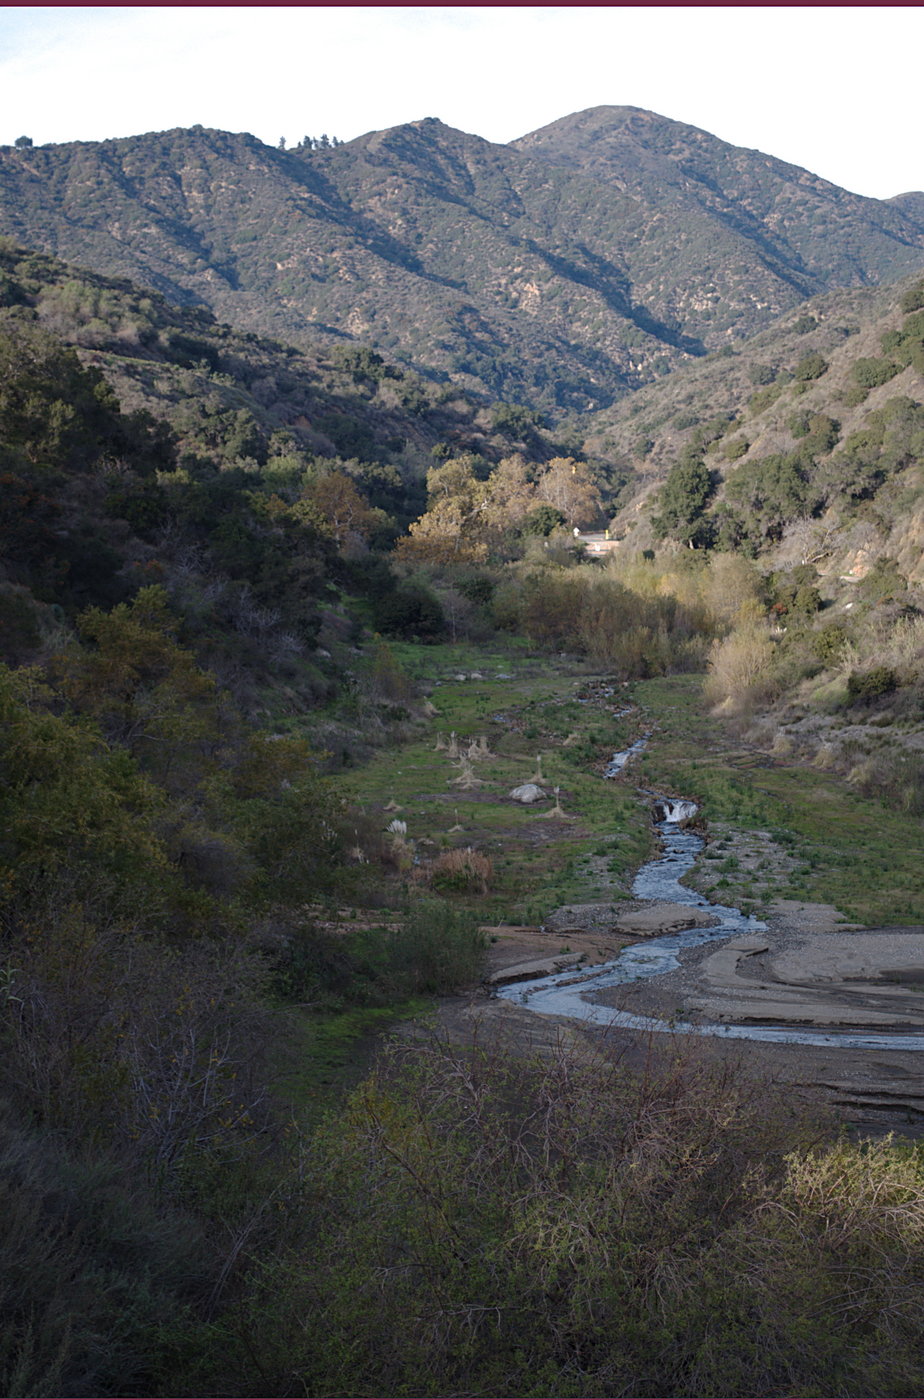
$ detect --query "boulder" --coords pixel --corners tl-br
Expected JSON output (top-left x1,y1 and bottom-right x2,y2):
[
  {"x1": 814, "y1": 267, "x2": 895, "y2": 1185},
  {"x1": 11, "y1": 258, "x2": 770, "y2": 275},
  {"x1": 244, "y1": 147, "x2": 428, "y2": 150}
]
[{"x1": 509, "y1": 783, "x2": 546, "y2": 804}]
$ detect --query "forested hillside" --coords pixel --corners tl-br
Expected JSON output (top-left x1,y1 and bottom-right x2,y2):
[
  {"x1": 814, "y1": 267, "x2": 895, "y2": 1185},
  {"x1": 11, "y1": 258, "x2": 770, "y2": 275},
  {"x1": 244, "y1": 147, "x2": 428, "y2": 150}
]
[
  {"x1": 0, "y1": 236, "x2": 586, "y2": 697},
  {"x1": 590, "y1": 270, "x2": 924, "y2": 577},
  {"x1": 2, "y1": 109, "x2": 923, "y2": 410}
]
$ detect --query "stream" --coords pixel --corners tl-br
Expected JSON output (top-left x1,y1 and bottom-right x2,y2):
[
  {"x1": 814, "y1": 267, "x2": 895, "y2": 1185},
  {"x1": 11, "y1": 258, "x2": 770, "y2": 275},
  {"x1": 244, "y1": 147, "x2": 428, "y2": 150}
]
[{"x1": 497, "y1": 741, "x2": 924, "y2": 1051}]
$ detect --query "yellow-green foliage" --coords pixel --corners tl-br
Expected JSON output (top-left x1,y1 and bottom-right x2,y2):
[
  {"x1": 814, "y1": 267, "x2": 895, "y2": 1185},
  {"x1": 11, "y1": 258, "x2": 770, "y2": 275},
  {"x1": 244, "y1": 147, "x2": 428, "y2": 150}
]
[
  {"x1": 0, "y1": 663, "x2": 168, "y2": 910},
  {"x1": 704, "y1": 625, "x2": 777, "y2": 711},
  {"x1": 499, "y1": 562, "x2": 711, "y2": 676},
  {"x1": 229, "y1": 1038, "x2": 924, "y2": 1398}
]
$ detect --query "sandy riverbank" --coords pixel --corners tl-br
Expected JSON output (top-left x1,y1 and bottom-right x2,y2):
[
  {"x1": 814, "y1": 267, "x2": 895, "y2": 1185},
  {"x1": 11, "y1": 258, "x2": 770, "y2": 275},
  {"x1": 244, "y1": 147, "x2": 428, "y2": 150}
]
[{"x1": 422, "y1": 898, "x2": 924, "y2": 1139}]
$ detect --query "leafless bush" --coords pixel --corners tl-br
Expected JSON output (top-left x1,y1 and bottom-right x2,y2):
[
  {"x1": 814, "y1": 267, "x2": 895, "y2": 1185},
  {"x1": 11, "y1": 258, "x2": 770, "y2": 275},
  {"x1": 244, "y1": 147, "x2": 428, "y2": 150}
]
[{"x1": 231, "y1": 586, "x2": 281, "y2": 639}]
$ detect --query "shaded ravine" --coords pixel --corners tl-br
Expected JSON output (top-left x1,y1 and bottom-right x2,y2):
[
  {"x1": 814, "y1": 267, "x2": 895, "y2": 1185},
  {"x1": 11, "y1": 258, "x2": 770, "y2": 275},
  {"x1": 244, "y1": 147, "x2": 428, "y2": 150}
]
[{"x1": 498, "y1": 744, "x2": 924, "y2": 1051}]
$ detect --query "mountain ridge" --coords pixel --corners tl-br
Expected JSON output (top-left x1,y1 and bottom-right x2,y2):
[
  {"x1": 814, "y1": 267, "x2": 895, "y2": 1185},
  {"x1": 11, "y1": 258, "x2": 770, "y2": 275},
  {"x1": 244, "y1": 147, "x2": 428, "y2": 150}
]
[{"x1": 1, "y1": 108, "x2": 923, "y2": 413}]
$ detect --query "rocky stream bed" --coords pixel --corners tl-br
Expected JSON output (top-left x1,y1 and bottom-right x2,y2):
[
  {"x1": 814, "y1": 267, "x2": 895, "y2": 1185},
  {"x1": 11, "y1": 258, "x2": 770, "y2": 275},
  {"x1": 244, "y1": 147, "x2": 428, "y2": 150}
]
[{"x1": 430, "y1": 734, "x2": 924, "y2": 1138}]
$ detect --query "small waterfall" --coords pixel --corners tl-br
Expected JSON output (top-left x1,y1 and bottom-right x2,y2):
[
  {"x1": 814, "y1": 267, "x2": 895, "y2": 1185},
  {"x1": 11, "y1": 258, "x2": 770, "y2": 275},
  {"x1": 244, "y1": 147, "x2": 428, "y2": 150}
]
[{"x1": 653, "y1": 797, "x2": 698, "y2": 824}]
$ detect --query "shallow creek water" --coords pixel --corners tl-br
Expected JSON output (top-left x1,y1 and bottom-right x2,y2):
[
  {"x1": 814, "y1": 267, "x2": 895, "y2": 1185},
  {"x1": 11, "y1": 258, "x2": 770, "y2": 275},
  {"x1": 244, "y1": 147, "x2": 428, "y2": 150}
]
[{"x1": 497, "y1": 742, "x2": 924, "y2": 1051}]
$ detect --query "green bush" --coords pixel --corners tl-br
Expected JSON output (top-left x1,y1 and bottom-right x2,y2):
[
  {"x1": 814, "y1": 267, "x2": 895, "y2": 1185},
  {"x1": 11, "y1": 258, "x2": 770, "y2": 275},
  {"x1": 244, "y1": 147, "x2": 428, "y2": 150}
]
[
  {"x1": 272, "y1": 904, "x2": 485, "y2": 1004},
  {"x1": 813, "y1": 622, "x2": 849, "y2": 664},
  {"x1": 384, "y1": 904, "x2": 487, "y2": 993},
  {"x1": 722, "y1": 436, "x2": 749, "y2": 460},
  {"x1": 852, "y1": 357, "x2": 899, "y2": 389},
  {"x1": 899, "y1": 278, "x2": 924, "y2": 314},
  {"x1": 490, "y1": 401, "x2": 543, "y2": 438},
  {"x1": 767, "y1": 566, "x2": 822, "y2": 619},
  {"x1": 793, "y1": 352, "x2": 829, "y2": 381},
  {"x1": 371, "y1": 580, "x2": 445, "y2": 640},
  {"x1": 881, "y1": 309, "x2": 924, "y2": 374},
  {"x1": 748, "y1": 362, "x2": 776, "y2": 386},
  {"x1": 747, "y1": 382, "x2": 786, "y2": 416},
  {"x1": 843, "y1": 381, "x2": 870, "y2": 408},
  {"x1": 858, "y1": 556, "x2": 907, "y2": 603},
  {"x1": 788, "y1": 411, "x2": 839, "y2": 450},
  {"x1": 651, "y1": 453, "x2": 715, "y2": 542},
  {"x1": 847, "y1": 665, "x2": 898, "y2": 703},
  {"x1": 523, "y1": 503, "x2": 565, "y2": 536}
]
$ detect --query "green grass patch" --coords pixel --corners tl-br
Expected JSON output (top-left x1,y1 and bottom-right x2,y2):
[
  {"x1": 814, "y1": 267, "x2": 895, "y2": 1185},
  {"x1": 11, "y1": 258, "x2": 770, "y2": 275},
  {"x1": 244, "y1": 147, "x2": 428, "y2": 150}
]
[
  {"x1": 274, "y1": 1000, "x2": 431, "y2": 1122},
  {"x1": 340, "y1": 642, "x2": 654, "y2": 919}
]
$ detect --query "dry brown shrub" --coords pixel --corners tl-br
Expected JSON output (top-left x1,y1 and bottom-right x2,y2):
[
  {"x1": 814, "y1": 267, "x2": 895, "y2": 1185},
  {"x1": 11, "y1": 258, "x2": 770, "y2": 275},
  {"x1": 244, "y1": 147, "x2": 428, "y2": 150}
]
[{"x1": 425, "y1": 846, "x2": 493, "y2": 894}]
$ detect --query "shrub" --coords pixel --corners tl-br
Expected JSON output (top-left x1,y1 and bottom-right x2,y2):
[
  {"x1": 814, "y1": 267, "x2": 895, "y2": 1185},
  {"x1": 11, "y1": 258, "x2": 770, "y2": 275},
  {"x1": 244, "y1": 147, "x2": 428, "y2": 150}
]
[
  {"x1": 490, "y1": 401, "x2": 542, "y2": 438},
  {"x1": 237, "y1": 1038, "x2": 924, "y2": 1399},
  {"x1": 523, "y1": 503, "x2": 564, "y2": 536},
  {"x1": 747, "y1": 382, "x2": 786, "y2": 416},
  {"x1": 0, "y1": 1105, "x2": 213, "y2": 1397},
  {"x1": 900, "y1": 277, "x2": 924, "y2": 314},
  {"x1": 456, "y1": 572, "x2": 496, "y2": 607},
  {"x1": 788, "y1": 411, "x2": 839, "y2": 450},
  {"x1": 748, "y1": 362, "x2": 776, "y2": 386},
  {"x1": 858, "y1": 557, "x2": 907, "y2": 604},
  {"x1": 371, "y1": 580, "x2": 445, "y2": 640},
  {"x1": 651, "y1": 454, "x2": 715, "y2": 542},
  {"x1": 722, "y1": 436, "x2": 749, "y2": 460},
  {"x1": 704, "y1": 626, "x2": 776, "y2": 711},
  {"x1": 385, "y1": 904, "x2": 486, "y2": 992},
  {"x1": 272, "y1": 904, "x2": 486, "y2": 1004},
  {"x1": 767, "y1": 566, "x2": 822, "y2": 619},
  {"x1": 365, "y1": 639, "x2": 415, "y2": 703},
  {"x1": 843, "y1": 382, "x2": 871, "y2": 408},
  {"x1": 847, "y1": 665, "x2": 898, "y2": 703},
  {"x1": 426, "y1": 846, "x2": 493, "y2": 895},
  {"x1": 852, "y1": 357, "x2": 899, "y2": 389},
  {"x1": 881, "y1": 309, "x2": 924, "y2": 374},
  {"x1": 813, "y1": 622, "x2": 849, "y2": 664},
  {"x1": 848, "y1": 750, "x2": 924, "y2": 814},
  {"x1": 793, "y1": 352, "x2": 829, "y2": 381}
]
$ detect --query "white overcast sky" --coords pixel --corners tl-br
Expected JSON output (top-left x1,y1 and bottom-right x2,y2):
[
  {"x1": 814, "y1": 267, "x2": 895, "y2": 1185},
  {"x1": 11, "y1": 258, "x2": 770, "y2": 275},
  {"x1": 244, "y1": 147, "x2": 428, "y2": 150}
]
[{"x1": 0, "y1": 6, "x2": 920, "y2": 200}]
